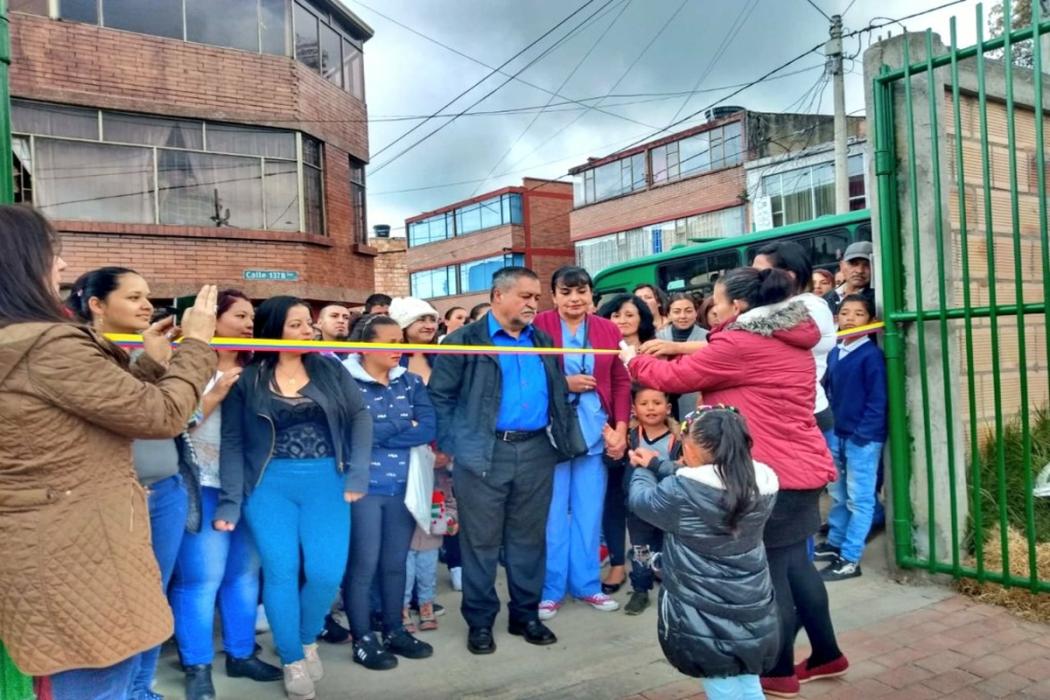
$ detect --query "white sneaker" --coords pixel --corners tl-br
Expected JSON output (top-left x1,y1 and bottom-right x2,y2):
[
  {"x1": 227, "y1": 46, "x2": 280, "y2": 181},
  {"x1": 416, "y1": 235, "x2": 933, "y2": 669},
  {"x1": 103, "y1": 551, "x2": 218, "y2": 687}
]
[
  {"x1": 255, "y1": 604, "x2": 270, "y2": 633},
  {"x1": 283, "y1": 660, "x2": 316, "y2": 700},
  {"x1": 302, "y1": 642, "x2": 323, "y2": 682},
  {"x1": 538, "y1": 600, "x2": 561, "y2": 620},
  {"x1": 579, "y1": 593, "x2": 620, "y2": 612},
  {"x1": 450, "y1": 566, "x2": 463, "y2": 592}
]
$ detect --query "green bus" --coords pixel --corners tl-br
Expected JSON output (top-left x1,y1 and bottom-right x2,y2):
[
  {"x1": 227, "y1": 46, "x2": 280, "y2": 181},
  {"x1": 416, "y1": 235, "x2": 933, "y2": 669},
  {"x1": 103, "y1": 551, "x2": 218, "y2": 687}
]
[{"x1": 591, "y1": 209, "x2": 872, "y2": 300}]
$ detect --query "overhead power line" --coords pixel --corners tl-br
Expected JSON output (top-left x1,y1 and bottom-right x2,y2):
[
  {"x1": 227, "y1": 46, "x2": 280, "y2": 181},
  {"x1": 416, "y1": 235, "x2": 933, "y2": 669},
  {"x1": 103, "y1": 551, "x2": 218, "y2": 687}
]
[
  {"x1": 802, "y1": 0, "x2": 833, "y2": 22},
  {"x1": 667, "y1": 0, "x2": 761, "y2": 126},
  {"x1": 485, "y1": 0, "x2": 693, "y2": 186},
  {"x1": 348, "y1": 0, "x2": 655, "y2": 135},
  {"x1": 469, "y1": 0, "x2": 635, "y2": 196},
  {"x1": 369, "y1": 0, "x2": 622, "y2": 176},
  {"x1": 369, "y1": 0, "x2": 601, "y2": 162}
]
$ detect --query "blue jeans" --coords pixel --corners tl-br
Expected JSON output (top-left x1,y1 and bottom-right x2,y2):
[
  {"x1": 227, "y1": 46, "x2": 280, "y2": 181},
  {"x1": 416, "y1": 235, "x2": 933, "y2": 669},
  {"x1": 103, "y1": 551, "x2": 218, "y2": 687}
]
[
  {"x1": 130, "y1": 474, "x2": 188, "y2": 699},
  {"x1": 543, "y1": 453, "x2": 606, "y2": 601},
  {"x1": 51, "y1": 655, "x2": 138, "y2": 700},
  {"x1": 701, "y1": 675, "x2": 764, "y2": 700},
  {"x1": 404, "y1": 548, "x2": 439, "y2": 605},
  {"x1": 825, "y1": 432, "x2": 883, "y2": 563},
  {"x1": 170, "y1": 487, "x2": 261, "y2": 665},
  {"x1": 244, "y1": 458, "x2": 350, "y2": 665}
]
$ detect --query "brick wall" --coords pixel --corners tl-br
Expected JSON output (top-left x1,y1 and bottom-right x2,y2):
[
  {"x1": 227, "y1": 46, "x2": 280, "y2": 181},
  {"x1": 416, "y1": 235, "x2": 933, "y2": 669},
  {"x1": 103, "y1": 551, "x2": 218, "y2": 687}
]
[
  {"x1": 945, "y1": 92, "x2": 1050, "y2": 429},
  {"x1": 570, "y1": 165, "x2": 747, "y2": 241},
  {"x1": 522, "y1": 179, "x2": 574, "y2": 307},
  {"x1": 10, "y1": 12, "x2": 373, "y2": 304},
  {"x1": 372, "y1": 237, "x2": 410, "y2": 298}
]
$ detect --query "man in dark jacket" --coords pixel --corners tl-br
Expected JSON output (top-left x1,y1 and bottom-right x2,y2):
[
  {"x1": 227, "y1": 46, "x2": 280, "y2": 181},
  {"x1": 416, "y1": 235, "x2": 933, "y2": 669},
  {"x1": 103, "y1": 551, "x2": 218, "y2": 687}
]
[
  {"x1": 824, "y1": 241, "x2": 876, "y2": 317},
  {"x1": 429, "y1": 266, "x2": 586, "y2": 655}
]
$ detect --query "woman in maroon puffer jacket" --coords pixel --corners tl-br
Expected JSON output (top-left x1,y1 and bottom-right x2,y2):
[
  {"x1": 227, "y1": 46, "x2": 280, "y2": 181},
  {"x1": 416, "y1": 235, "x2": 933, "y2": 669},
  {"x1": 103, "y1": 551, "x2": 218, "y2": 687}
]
[{"x1": 622, "y1": 267, "x2": 848, "y2": 697}]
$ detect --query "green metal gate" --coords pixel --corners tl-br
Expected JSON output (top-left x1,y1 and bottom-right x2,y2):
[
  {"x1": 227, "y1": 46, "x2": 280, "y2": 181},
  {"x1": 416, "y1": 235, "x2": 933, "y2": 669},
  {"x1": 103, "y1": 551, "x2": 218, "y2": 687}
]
[{"x1": 873, "y1": 0, "x2": 1050, "y2": 592}]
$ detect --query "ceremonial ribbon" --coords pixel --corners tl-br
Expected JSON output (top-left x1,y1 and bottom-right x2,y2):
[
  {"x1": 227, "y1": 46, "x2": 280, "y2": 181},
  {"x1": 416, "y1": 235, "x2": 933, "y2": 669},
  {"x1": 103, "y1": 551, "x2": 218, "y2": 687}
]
[{"x1": 105, "y1": 321, "x2": 884, "y2": 354}]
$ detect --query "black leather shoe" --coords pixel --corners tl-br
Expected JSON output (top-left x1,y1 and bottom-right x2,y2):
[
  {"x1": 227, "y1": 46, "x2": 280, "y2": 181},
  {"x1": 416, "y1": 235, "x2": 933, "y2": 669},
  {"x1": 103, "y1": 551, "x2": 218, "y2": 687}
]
[
  {"x1": 184, "y1": 664, "x2": 216, "y2": 700},
  {"x1": 225, "y1": 654, "x2": 282, "y2": 682},
  {"x1": 467, "y1": 627, "x2": 496, "y2": 655},
  {"x1": 508, "y1": 619, "x2": 557, "y2": 646}
]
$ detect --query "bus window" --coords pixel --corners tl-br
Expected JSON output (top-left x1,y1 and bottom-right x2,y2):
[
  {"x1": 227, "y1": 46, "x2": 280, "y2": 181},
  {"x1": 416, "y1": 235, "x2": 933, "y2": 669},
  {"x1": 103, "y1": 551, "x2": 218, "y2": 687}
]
[
  {"x1": 657, "y1": 250, "x2": 740, "y2": 297},
  {"x1": 856, "y1": 223, "x2": 872, "y2": 241},
  {"x1": 747, "y1": 229, "x2": 850, "y2": 273}
]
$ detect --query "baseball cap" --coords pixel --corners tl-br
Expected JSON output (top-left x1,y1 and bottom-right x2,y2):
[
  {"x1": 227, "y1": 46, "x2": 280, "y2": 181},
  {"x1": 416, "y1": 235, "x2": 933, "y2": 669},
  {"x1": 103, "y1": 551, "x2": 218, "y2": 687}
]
[{"x1": 843, "y1": 241, "x2": 873, "y2": 263}]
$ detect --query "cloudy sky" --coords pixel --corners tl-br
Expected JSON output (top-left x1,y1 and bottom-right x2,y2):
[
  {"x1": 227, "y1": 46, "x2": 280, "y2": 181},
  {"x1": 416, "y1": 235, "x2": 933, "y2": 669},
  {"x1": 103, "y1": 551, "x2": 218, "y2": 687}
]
[{"x1": 342, "y1": 0, "x2": 987, "y2": 235}]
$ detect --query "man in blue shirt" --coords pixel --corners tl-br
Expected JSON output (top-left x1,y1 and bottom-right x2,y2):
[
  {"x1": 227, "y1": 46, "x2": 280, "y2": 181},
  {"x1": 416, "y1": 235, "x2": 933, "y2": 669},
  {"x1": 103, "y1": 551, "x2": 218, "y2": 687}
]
[{"x1": 429, "y1": 267, "x2": 585, "y2": 656}]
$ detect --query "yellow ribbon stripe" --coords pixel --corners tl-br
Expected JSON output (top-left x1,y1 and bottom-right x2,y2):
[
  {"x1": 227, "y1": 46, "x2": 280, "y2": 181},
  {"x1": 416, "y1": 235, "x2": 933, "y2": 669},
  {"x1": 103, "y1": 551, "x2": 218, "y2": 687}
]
[{"x1": 105, "y1": 321, "x2": 883, "y2": 355}]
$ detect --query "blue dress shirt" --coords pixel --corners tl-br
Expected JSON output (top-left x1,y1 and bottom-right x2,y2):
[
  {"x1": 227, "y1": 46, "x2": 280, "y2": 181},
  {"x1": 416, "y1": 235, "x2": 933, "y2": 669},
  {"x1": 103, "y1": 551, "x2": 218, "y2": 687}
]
[{"x1": 488, "y1": 312, "x2": 550, "y2": 431}]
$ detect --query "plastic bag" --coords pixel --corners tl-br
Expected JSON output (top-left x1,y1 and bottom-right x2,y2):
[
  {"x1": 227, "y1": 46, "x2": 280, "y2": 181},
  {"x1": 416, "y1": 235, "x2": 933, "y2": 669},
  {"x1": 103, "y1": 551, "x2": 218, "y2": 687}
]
[{"x1": 405, "y1": 445, "x2": 436, "y2": 531}]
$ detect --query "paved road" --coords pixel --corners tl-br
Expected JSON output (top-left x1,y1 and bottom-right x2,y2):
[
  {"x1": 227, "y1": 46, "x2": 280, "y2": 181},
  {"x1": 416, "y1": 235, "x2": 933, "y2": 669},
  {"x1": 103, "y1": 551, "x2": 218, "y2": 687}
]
[{"x1": 154, "y1": 532, "x2": 970, "y2": 699}]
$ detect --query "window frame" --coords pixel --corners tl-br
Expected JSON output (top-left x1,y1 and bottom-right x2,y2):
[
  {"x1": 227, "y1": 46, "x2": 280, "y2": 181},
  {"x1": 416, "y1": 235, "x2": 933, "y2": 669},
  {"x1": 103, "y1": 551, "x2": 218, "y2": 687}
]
[{"x1": 12, "y1": 98, "x2": 324, "y2": 234}]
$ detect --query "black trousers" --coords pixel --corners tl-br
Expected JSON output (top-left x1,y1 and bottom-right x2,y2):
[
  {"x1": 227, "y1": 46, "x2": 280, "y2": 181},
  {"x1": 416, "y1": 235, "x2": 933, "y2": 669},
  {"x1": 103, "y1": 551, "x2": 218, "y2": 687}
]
[
  {"x1": 603, "y1": 461, "x2": 627, "y2": 568},
  {"x1": 344, "y1": 493, "x2": 416, "y2": 639},
  {"x1": 453, "y1": 434, "x2": 557, "y2": 630},
  {"x1": 766, "y1": 539, "x2": 843, "y2": 676}
]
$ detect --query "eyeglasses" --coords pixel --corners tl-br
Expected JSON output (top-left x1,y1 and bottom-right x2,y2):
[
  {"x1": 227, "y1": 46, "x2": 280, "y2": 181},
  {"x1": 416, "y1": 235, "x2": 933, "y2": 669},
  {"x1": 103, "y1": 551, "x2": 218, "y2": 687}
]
[{"x1": 680, "y1": 404, "x2": 739, "y2": 434}]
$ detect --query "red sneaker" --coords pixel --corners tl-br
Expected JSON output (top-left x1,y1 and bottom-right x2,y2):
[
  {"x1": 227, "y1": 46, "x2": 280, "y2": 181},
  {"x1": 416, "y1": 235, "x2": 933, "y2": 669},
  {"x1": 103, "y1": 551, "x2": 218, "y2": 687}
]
[
  {"x1": 760, "y1": 675, "x2": 800, "y2": 698},
  {"x1": 795, "y1": 655, "x2": 850, "y2": 683}
]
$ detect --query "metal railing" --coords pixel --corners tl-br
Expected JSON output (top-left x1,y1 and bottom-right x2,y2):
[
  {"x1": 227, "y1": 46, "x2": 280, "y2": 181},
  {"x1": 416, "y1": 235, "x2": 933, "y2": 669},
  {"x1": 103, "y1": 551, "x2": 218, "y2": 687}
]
[{"x1": 873, "y1": 0, "x2": 1049, "y2": 592}]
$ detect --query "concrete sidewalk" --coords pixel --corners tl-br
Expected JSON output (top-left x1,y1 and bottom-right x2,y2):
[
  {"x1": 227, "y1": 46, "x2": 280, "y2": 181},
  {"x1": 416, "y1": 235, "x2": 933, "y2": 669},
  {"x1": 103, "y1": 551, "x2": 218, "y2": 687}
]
[{"x1": 153, "y1": 536, "x2": 1048, "y2": 699}]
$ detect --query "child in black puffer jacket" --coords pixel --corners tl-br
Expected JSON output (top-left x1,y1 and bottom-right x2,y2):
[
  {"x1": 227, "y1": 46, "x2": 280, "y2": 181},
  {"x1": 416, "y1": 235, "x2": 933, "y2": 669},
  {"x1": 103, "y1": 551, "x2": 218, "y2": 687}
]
[{"x1": 628, "y1": 406, "x2": 780, "y2": 700}]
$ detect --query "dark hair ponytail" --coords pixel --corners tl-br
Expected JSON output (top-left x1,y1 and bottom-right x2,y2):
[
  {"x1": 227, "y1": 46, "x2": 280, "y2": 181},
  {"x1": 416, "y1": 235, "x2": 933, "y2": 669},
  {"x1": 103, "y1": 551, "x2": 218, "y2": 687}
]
[
  {"x1": 66, "y1": 266, "x2": 139, "y2": 323},
  {"x1": 349, "y1": 313, "x2": 399, "y2": 342},
  {"x1": 718, "y1": 267, "x2": 793, "y2": 312},
  {"x1": 689, "y1": 408, "x2": 757, "y2": 533}
]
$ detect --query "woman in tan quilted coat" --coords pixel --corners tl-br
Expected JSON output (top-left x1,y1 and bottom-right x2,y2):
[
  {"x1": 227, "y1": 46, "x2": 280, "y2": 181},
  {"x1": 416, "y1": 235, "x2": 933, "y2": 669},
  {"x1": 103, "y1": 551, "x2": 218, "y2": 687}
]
[{"x1": 0, "y1": 206, "x2": 218, "y2": 700}]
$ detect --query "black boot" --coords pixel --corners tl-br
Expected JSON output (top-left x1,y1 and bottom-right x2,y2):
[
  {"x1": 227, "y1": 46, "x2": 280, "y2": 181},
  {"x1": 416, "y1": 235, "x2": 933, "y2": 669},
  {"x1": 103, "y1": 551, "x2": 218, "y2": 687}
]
[
  {"x1": 225, "y1": 654, "x2": 283, "y2": 682},
  {"x1": 184, "y1": 664, "x2": 216, "y2": 700}
]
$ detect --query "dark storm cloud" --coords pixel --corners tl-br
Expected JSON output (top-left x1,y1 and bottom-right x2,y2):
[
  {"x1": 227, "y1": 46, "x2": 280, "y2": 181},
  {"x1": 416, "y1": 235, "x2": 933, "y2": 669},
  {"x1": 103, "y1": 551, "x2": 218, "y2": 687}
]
[{"x1": 340, "y1": 0, "x2": 979, "y2": 234}]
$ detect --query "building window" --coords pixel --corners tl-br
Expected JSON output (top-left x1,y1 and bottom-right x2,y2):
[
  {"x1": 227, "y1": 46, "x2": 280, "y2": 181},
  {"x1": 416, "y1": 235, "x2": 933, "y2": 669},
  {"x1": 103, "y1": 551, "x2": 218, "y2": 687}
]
[
  {"x1": 10, "y1": 0, "x2": 49, "y2": 15},
  {"x1": 12, "y1": 99, "x2": 323, "y2": 233},
  {"x1": 293, "y1": 0, "x2": 366, "y2": 99},
  {"x1": 573, "y1": 152, "x2": 647, "y2": 208},
  {"x1": 350, "y1": 158, "x2": 366, "y2": 245},
  {"x1": 342, "y1": 40, "x2": 365, "y2": 100},
  {"x1": 763, "y1": 154, "x2": 864, "y2": 227},
  {"x1": 259, "y1": 0, "x2": 289, "y2": 54},
  {"x1": 411, "y1": 254, "x2": 525, "y2": 300},
  {"x1": 104, "y1": 0, "x2": 183, "y2": 40},
  {"x1": 55, "y1": 1, "x2": 361, "y2": 82},
  {"x1": 459, "y1": 254, "x2": 524, "y2": 294},
  {"x1": 574, "y1": 206, "x2": 744, "y2": 276},
  {"x1": 848, "y1": 154, "x2": 866, "y2": 211},
  {"x1": 34, "y1": 139, "x2": 156, "y2": 224},
  {"x1": 186, "y1": 0, "x2": 261, "y2": 52},
  {"x1": 649, "y1": 120, "x2": 745, "y2": 190},
  {"x1": 302, "y1": 135, "x2": 325, "y2": 235},
  {"x1": 410, "y1": 266, "x2": 457, "y2": 299},
  {"x1": 408, "y1": 193, "x2": 524, "y2": 247},
  {"x1": 293, "y1": 1, "x2": 320, "y2": 69}
]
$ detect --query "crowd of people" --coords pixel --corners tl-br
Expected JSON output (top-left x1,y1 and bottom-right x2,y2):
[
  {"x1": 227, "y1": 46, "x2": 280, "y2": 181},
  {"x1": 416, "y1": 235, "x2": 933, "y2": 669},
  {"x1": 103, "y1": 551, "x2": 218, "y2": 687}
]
[{"x1": 0, "y1": 203, "x2": 886, "y2": 700}]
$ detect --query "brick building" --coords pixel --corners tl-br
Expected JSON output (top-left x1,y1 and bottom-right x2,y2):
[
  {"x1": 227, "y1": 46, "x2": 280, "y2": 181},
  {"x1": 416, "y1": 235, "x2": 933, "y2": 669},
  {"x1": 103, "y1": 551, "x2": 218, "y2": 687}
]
[
  {"x1": 8, "y1": 0, "x2": 375, "y2": 304},
  {"x1": 404, "y1": 178, "x2": 573, "y2": 313},
  {"x1": 569, "y1": 108, "x2": 866, "y2": 276}
]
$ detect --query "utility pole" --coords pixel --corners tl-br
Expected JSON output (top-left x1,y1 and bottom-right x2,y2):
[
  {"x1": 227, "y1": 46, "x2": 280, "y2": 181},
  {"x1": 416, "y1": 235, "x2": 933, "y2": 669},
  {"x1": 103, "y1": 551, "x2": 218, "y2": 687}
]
[{"x1": 826, "y1": 13, "x2": 849, "y2": 214}]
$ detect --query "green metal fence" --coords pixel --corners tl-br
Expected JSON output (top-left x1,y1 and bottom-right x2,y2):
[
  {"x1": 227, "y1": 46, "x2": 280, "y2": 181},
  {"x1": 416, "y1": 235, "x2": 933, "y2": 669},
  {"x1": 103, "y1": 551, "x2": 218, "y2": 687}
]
[{"x1": 873, "y1": 0, "x2": 1050, "y2": 592}]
